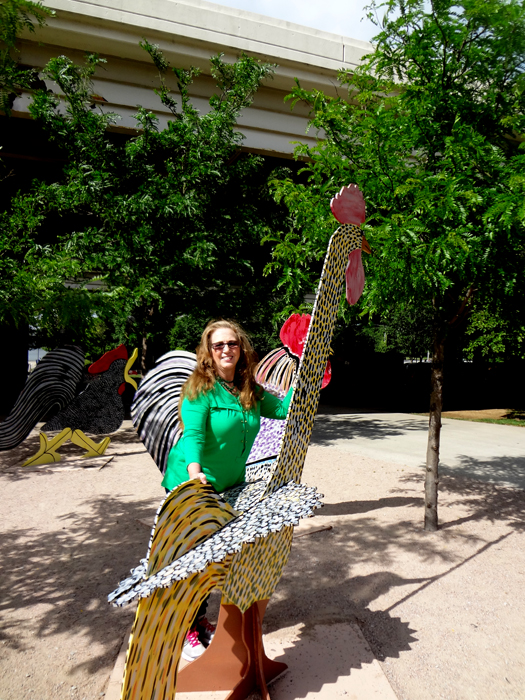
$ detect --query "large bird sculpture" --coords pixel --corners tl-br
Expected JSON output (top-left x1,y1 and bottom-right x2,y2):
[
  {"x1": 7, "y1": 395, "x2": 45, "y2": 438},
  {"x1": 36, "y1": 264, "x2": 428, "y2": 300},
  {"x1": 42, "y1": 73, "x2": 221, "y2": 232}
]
[
  {"x1": 43, "y1": 344, "x2": 138, "y2": 434},
  {"x1": 0, "y1": 344, "x2": 138, "y2": 455},
  {"x1": 109, "y1": 183, "x2": 370, "y2": 700}
]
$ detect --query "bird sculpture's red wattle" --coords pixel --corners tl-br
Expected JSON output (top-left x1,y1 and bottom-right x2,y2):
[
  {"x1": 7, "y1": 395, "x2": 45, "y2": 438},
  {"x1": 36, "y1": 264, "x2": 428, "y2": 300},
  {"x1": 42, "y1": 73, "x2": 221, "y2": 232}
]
[
  {"x1": 330, "y1": 183, "x2": 368, "y2": 307},
  {"x1": 346, "y1": 249, "x2": 365, "y2": 306}
]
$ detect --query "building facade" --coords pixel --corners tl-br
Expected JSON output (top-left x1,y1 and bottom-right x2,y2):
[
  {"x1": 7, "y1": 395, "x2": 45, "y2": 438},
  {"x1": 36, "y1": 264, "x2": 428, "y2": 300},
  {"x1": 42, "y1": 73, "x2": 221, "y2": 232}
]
[{"x1": 12, "y1": 0, "x2": 372, "y2": 156}]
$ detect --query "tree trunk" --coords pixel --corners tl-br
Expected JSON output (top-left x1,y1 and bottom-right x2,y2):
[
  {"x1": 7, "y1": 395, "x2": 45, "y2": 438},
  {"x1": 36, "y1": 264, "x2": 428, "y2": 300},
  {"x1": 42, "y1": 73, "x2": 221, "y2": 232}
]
[
  {"x1": 140, "y1": 304, "x2": 155, "y2": 375},
  {"x1": 424, "y1": 328, "x2": 445, "y2": 531},
  {"x1": 141, "y1": 333, "x2": 148, "y2": 376}
]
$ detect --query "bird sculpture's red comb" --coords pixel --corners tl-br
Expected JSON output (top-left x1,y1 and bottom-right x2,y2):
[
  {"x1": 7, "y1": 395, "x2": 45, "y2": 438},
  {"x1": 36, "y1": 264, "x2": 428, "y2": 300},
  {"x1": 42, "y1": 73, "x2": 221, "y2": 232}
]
[
  {"x1": 88, "y1": 344, "x2": 128, "y2": 374},
  {"x1": 330, "y1": 184, "x2": 366, "y2": 225}
]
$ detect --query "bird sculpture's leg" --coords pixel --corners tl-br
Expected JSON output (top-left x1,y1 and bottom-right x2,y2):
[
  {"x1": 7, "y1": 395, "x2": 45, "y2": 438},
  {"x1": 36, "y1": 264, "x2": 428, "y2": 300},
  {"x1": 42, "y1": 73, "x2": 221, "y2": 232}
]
[
  {"x1": 252, "y1": 601, "x2": 274, "y2": 700},
  {"x1": 177, "y1": 600, "x2": 287, "y2": 699}
]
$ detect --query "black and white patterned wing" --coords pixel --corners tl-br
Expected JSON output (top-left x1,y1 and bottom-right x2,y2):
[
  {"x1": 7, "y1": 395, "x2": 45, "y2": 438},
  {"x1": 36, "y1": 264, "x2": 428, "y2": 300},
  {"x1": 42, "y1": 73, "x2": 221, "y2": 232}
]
[
  {"x1": 0, "y1": 347, "x2": 84, "y2": 450},
  {"x1": 131, "y1": 350, "x2": 197, "y2": 475}
]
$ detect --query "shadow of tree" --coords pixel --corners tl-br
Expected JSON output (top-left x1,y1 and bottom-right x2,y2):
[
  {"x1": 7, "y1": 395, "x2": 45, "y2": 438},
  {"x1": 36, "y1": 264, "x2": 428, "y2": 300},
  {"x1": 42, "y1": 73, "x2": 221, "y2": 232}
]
[
  {"x1": 264, "y1": 514, "x2": 506, "y2": 672},
  {"x1": 262, "y1": 514, "x2": 466, "y2": 670},
  {"x1": 0, "y1": 495, "x2": 157, "y2": 676},
  {"x1": 398, "y1": 468, "x2": 525, "y2": 532},
  {"x1": 311, "y1": 413, "x2": 427, "y2": 446},
  {"x1": 442, "y1": 454, "x2": 525, "y2": 491}
]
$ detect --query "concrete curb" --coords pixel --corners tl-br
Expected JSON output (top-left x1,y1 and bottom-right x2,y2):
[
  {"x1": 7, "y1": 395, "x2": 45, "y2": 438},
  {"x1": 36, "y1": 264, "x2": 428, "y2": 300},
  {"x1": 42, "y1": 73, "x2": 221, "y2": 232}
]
[{"x1": 105, "y1": 633, "x2": 129, "y2": 700}]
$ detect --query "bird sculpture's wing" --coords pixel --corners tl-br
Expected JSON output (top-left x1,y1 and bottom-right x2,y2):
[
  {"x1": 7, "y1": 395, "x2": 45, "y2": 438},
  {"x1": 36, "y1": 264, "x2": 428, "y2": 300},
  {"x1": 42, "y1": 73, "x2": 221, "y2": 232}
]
[
  {"x1": 131, "y1": 350, "x2": 197, "y2": 475},
  {"x1": 108, "y1": 478, "x2": 322, "y2": 609},
  {"x1": 0, "y1": 347, "x2": 84, "y2": 451},
  {"x1": 108, "y1": 477, "x2": 322, "y2": 698}
]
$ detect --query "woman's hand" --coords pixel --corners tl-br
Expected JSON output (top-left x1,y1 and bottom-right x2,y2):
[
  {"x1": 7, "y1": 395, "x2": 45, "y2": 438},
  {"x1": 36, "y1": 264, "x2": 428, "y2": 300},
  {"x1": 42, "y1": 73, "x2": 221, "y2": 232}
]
[{"x1": 187, "y1": 462, "x2": 208, "y2": 485}]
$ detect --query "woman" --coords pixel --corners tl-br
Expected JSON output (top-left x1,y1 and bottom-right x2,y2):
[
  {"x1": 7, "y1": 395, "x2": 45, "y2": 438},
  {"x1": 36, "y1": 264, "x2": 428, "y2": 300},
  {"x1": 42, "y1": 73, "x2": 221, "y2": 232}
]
[
  {"x1": 162, "y1": 319, "x2": 293, "y2": 660},
  {"x1": 162, "y1": 319, "x2": 292, "y2": 493}
]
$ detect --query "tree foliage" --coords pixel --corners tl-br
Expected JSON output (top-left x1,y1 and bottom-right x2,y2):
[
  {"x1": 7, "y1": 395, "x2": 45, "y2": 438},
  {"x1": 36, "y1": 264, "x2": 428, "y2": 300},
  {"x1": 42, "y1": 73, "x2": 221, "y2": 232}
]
[
  {"x1": 1, "y1": 45, "x2": 288, "y2": 364},
  {"x1": 268, "y1": 0, "x2": 525, "y2": 529},
  {"x1": 0, "y1": 0, "x2": 53, "y2": 114}
]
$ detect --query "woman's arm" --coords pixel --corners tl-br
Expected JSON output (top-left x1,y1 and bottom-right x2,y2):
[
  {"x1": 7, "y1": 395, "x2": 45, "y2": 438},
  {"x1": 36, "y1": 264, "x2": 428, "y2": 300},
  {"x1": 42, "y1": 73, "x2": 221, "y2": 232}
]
[
  {"x1": 181, "y1": 394, "x2": 210, "y2": 483},
  {"x1": 259, "y1": 385, "x2": 294, "y2": 420},
  {"x1": 187, "y1": 462, "x2": 207, "y2": 484}
]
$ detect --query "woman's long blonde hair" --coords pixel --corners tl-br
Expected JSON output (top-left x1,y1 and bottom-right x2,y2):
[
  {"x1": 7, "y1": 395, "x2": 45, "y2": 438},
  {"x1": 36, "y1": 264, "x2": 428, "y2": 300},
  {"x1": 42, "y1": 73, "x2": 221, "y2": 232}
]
[{"x1": 180, "y1": 320, "x2": 260, "y2": 422}]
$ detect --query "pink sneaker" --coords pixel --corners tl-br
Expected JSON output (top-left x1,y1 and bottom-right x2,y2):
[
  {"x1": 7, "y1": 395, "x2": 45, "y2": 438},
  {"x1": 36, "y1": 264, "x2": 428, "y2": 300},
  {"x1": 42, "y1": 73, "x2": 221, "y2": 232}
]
[
  {"x1": 182, "y1": 628, "x2": 206, "y2": 661},
  {"x1": 197, "y1": 616, "x2": 216, "y2": 647}
]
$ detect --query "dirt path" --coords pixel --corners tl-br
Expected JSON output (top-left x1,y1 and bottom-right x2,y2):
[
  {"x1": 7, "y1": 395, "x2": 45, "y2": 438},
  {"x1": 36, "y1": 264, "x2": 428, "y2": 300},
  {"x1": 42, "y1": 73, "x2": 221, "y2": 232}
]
[{"x1": 1, "y1": 419, "x2": 525, "y2": 699}]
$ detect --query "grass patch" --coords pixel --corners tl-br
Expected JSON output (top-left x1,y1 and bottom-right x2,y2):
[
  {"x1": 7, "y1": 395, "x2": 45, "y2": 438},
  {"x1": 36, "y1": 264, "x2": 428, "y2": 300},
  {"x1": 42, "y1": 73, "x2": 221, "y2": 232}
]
[
  {"x1": 443, "y1": 416, "x2": 525, "y2": 427},
  {"x1": 413, "y1": 409, "x2": 525, "y2": 427}
]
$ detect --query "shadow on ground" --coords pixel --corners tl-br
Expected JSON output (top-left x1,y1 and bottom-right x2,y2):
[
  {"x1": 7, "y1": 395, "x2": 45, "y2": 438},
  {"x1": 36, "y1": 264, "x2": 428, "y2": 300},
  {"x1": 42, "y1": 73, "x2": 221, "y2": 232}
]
[
  {"x1": 311, "y1": 414, "x2": 427, "y2": 446},
  {"x1": 0, "y1": 494, "x2": 157, "y2": 676},
  {"x1": 262, "y1": 513, "x2": 452, "y2": 669},
  {"x1": 264, "y1": 511, "x2": 510, "y2": 671},
  {"x1": 319, "y1": 496, "x2": 422, "y2": 517},
  {"x1": 0, "y1": 425, "x2": 145, "y2": 479},
  {"x1": 398, "y1": 467, "x2": 525, "y2": 532},
  {"x1": 441, "y1": 454, "x2": 525, "y2": 491}
]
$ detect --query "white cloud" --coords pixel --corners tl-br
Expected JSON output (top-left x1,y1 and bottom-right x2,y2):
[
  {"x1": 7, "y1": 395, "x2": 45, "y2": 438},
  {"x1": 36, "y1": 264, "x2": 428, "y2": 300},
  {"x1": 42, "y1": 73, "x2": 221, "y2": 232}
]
[{"x1": 209, "y1": 0, "x2": 380, "y2": 42}]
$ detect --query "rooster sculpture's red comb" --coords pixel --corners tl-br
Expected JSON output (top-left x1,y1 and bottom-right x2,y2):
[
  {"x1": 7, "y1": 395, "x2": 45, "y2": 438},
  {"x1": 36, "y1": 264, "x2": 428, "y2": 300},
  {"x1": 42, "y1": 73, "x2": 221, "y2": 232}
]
[{"x1": 330, "y1": 184, "x2": 366, "y2": 225}]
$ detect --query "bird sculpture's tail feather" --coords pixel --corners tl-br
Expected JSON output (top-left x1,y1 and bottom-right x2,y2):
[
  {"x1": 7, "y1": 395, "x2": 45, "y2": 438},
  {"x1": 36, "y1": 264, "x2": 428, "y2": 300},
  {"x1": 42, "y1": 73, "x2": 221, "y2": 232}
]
[
  {"x1": 0, "y1": 347, "x2": 84, "y2": 451},
  {"x1": 254, "y1": 347, "x2": 298, "y2": 396},
  {"x1": 131, "y1": 350, "x2": 197, "y2": 475}
]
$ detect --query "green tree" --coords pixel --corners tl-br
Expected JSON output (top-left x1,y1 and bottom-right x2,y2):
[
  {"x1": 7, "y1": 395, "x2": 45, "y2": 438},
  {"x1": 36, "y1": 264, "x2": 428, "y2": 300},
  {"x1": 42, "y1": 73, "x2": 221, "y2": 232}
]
[
  {"x1": 269, "y1": 0, "x2": 525, "y2": 530},
  {"x1": 1, "y1": 46, "x2": 286, "y2": 367},
  {"x1": 0, "y1": 0, "x2": 53, "y2": 115}
]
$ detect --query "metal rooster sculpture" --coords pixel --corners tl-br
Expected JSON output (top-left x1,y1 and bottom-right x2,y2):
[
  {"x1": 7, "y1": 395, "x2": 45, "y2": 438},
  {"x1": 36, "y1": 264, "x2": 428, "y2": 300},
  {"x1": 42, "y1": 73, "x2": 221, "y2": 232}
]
[
  {"x1": 18, "y1": 345, "x2": 138, "y2": 466},
  {"x1": 43, "y1": 344, "x2": 138, "y2": 434},
  {"x1": 109, "y1": 184, "x2": 370, "y2": 700}
]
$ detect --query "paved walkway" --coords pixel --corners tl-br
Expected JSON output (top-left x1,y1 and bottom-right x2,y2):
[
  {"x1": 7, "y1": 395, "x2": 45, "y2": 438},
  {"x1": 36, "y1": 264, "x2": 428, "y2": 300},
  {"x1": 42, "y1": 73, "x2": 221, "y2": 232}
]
[{"x1": 313, "y1": 410, "x2": 525, "y2": 489}]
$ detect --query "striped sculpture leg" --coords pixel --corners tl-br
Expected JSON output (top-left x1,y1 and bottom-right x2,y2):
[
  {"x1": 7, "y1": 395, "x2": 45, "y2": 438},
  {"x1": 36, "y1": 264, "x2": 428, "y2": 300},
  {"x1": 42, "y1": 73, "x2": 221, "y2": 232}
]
[{"x1": 120, "y1": 561, "x2": 231, "y2": 700}]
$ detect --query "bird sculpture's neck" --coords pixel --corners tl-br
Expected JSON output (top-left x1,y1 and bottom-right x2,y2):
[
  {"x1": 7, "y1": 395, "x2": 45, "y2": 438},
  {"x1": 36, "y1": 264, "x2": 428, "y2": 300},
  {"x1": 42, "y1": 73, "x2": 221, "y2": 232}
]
[{"x1": 264, "y1": 223, "x2": 362, "y2": 495}]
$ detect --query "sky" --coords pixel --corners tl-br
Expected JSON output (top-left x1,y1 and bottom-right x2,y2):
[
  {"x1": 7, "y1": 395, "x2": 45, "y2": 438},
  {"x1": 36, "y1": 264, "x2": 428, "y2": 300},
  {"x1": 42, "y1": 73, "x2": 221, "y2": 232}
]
[{"x1": 207, "y1": 0, "x2": 380, "y2": 43}]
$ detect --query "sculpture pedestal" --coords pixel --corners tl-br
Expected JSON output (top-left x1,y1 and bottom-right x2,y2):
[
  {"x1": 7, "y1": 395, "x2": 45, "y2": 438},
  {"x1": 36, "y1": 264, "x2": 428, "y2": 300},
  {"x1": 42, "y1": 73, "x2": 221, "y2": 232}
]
[{"x1": 177, "y1": 600, "x2": 287, "y2": 700}]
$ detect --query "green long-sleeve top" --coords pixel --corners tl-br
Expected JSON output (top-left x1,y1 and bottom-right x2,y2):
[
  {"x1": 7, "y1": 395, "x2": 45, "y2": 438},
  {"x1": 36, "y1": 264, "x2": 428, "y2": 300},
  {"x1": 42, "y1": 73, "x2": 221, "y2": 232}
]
[{"x1": 162, "y1": 382, "x2": 293, "y2": 493}]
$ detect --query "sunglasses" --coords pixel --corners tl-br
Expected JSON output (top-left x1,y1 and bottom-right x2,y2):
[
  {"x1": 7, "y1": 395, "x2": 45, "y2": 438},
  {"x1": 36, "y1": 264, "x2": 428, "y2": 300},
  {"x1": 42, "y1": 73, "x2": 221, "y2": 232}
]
[{"x1": 211, "y1": 341, "x2": 239, "y2": 351}]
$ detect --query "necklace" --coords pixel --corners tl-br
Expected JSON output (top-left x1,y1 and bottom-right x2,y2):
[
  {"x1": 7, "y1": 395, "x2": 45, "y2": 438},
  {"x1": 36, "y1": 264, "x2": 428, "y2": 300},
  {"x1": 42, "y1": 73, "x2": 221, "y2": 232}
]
[{"x1": 218, "y1": 377, "x2": 239, "y2": 396}]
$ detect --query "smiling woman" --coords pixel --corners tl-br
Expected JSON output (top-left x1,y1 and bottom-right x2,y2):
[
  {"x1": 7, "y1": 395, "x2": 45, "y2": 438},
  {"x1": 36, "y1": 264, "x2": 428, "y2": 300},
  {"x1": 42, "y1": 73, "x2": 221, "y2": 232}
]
[
  {"x1": 159, "y1": 318, "x2": 293, "y2": 660},
  {"x1": 210, "y1": 328, "x2": 241, "y2": 383},
  {"x1": 162, "y1": 319, "x2": 292, "y2": 494}
]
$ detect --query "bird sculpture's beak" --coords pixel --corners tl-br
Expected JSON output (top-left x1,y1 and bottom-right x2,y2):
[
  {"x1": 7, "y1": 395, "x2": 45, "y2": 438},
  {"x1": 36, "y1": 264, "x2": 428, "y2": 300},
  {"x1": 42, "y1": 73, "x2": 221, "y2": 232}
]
[{"x1": 361, "y1": 236, "x2": 371, "y2": 254}]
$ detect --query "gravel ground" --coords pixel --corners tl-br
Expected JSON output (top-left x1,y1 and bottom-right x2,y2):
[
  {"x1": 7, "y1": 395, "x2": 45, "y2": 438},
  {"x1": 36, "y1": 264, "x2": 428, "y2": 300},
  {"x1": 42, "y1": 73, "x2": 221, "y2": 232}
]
[{"x1": 1, "y1": 417, "x2": 524, "y2": 700}]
